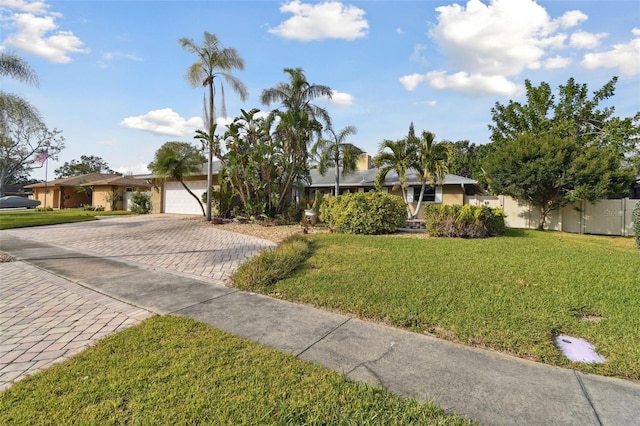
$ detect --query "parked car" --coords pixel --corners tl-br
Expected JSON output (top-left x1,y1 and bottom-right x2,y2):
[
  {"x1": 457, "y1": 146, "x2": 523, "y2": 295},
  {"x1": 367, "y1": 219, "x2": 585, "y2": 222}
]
[{"x1": 0, "y1": 196, "x2": 41, "y2": 209}]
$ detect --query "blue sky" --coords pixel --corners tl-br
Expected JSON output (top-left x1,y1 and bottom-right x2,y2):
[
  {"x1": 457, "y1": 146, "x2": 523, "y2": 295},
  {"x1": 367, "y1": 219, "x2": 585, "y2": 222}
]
[{"x1": 1, "y1": 0, "x2": 639, "y2": 181}]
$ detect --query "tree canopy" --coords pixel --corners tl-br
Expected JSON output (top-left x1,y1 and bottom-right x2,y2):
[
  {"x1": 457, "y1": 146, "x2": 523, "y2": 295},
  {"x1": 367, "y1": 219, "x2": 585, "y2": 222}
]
[
  {"x1": 55, "y1": 155, "x2": 117, "y2": 178},
  {"x1": 311, "y1": 125, "x2": 363, "y2": 196},
  {"x1": 485, "y1": 77, "x2": 638, "y2": 229}
]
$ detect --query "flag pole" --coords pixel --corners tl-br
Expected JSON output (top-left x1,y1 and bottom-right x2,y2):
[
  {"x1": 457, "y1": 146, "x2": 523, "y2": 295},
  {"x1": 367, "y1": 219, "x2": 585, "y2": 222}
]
[{"x1": 44, "y1": 155, "x2": 48, "y2": 208}]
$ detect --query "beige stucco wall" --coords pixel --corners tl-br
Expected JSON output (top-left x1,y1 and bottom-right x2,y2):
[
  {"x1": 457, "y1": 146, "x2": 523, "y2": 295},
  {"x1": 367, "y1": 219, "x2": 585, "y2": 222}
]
[
  {"x1": 33, "y1": 187, "x2": 60, "y2": 208},
  {"x1": 92, "y1": 185, "x2": 125, "y2": 211},
  {"x1": 150, "y1": 186, "x2": 163, "y2": 214}
]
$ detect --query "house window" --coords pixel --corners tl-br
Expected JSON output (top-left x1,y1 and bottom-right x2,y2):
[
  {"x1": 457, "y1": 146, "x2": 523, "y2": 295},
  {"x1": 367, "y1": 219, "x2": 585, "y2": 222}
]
[
  {"x1": 411, "y1": 187, "x2": 442, "y2": 203},
  {"x1": 125, "y1": 187, "x2": 133, "y2": 192}
]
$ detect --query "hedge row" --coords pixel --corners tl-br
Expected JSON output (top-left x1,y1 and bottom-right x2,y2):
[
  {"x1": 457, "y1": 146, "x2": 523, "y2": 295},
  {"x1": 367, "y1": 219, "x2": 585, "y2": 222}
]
[
  {"x1": 423, "y1": 204, "x2": 506, "y2": 238},
  {"x1": 319, "y1": 191, "x2": 406, "y2": 235}
]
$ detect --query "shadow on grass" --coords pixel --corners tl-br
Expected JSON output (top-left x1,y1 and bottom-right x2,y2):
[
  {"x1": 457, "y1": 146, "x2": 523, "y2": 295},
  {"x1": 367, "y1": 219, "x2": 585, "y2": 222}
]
[{"x1": 501, "y1": 228, "x2": 532, "y2": 238}]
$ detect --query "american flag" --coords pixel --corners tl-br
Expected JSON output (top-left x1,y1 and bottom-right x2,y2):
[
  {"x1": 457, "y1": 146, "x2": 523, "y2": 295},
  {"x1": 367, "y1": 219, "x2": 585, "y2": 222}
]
[{"x1": 34, "y1": 149, "x2": 50, "y2": 165}]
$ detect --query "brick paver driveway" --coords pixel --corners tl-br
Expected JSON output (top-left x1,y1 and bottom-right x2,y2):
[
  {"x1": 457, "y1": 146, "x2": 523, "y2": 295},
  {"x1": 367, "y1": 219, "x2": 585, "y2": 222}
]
[
  {"x1": 1, "y1": 214, "x2": 275, "y2": 389},
  {"x1": 3, "y1": 214, "x2": 276, "y2": 285}
]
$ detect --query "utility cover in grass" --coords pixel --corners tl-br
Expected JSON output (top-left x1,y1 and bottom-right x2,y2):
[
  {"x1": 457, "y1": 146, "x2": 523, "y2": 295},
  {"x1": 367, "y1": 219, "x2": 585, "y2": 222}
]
[{"x1": 554, "y1": 335, "x2": 605, "y2": 364}]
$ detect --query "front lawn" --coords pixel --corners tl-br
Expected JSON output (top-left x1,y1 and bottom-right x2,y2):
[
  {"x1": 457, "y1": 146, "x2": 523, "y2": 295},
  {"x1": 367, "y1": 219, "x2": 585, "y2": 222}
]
[
  {"x1": 0, "y1": 316, "x2": 469, "y2": 425},
  {"x1": 0, "y1": 208, "x2": 133, "y2": 230},
  {"x1": 234, "y1": 229, "x2": 640, "y2": 380}
]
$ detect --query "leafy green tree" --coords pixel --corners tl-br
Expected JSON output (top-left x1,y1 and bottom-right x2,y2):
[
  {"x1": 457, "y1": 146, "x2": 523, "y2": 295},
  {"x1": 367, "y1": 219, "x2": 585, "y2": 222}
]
[
  {"x1": 179, "y1": 32, "x2": 248, "y2": 221},
  {"x1": 412, "y1": 131, "x2": 454, "y2": 219},
  {"x1": 55, "y1": 155, "x2": 116, "y2": 178},
  {"x1": 373, "y1": 137, "x2": 418, "y2": 217},
  {"x1": 148, "y1": 142, "x2": 206, "y2": 216},
  {"x1": 311, "y1": 125, "x2": 363, "y2": 196},
  {"x1": 486, "y1": 77, "x2": 638, "y2": 229},
  {"x1": 448, "y1": 140, "x2": 494, "y2": 189}
]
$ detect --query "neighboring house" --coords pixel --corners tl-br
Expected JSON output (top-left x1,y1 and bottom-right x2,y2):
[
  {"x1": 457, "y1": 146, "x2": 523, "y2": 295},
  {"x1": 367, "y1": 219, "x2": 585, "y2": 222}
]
[
  {"x1": 142, "y1": 156, "x2": 484, "y2": 218},
  {"x1": 306, "y1": 155, "x2": 485, "y2": 219},
  {"x1": 25, "y1": 173, "x2": 151, "y2": 211}
]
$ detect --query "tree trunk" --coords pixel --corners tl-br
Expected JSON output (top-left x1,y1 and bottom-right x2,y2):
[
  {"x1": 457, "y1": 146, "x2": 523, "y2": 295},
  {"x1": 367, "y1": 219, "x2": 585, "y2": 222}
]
[{"x1": 180, "y1": 180, "x2": 206, "y2": 217}]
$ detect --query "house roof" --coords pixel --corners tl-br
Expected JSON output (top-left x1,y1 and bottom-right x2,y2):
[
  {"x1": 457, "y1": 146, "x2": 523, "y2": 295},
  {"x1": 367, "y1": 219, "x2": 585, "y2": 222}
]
[
  {"x1": 308, "y1": 167, "x2": 485, "y2": 194},
  {"x1": 134, "y1": 161, "x2": 223, "y2": 180},
  {"x1": 25, "y1": 173, "x2": 151, "y2": 188}
]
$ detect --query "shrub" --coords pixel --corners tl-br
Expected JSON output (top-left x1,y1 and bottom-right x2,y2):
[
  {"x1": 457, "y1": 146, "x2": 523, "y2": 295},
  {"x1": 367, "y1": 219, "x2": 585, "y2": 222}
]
[
  {"x1": 231, "y1": 234, "x2": 312, "y2": 291},
  {"x1": 83, "y1": 205, "x2": 95, "y2": 211},
  {"x1": 424, "y1": 204, "x2": 506, "y2": 238},
  {"x1": 95, "y1": 205, "x2": 105, "y2": 212},
  {"x1": 130, "y1": 190, "x2": 151, "y2": 214},
  {"x1": 35, "y1": 207, "x2": 53, "y2": 212},
  {"x1": 319, "y1": 191, "x2": 406, "y2": 235},
  {"x1": 633, "y1": 201, "x2": 640, "y2": 249}
]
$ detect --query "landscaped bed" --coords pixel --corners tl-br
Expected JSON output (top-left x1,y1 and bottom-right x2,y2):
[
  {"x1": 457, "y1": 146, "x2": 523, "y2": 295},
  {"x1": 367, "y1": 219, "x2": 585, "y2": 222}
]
[{"x1": 233, "y1": 229, "x2": 640, "y2": 381}]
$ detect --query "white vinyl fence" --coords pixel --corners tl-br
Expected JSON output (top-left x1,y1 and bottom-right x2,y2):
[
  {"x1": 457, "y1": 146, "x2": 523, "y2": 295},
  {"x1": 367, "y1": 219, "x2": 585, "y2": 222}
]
[{"x1": 464, "y1": 195, "x2": 638, "y2": 237}]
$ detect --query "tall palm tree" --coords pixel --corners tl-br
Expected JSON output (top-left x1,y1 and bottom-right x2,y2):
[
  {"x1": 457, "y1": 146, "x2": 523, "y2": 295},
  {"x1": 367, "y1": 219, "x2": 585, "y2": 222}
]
[
  {"x1": 0, "y1": 52, "x2": 42, "y2": 129},
  {"x1": 311, "y1": 125, "x2": 363, "y2": 195},
  {"x1": 412, "y1": 131, "x2": 454, "y2": 218},
  {"x1": 373, "y1": 138, "x2": 418, "y2": 218},
  {"x1": 261, "y1": 68, "x2": 333, "y2": 208},
  {"x1": 148, "y1": 142, "x2": 207, "y2": 216},
  {"x1": 179, "y1": 32, "x2": 248, "y2": 221},
  {"x1": 261, "y1": 67, "x2": 332, "y2": 127}
]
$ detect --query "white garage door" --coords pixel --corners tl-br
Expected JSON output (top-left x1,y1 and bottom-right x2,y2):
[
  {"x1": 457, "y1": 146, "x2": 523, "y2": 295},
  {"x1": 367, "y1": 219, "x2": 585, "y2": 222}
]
[{"x1": 164, "y1": 181, "x2": 206, "y2": 215}]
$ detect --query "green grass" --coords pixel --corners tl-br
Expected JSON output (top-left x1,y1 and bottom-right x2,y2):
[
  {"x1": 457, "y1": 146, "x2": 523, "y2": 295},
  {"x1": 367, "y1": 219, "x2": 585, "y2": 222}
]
[
  {"x1": 0, "y1": 316, "x2": 469, "y2": 425},
  {"x1": 0, "y1": 208, "x2": 133, "y2": 229},
  {"x1": 234, "y1": 229, "x2": 640, "y2": 380}
]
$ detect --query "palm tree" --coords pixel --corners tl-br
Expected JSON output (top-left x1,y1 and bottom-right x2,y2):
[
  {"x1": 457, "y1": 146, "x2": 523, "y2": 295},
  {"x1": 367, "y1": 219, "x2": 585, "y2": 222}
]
[
  {"x1": 179, "y1": 32, "x2": 248, "y2": 221},
  {"x1": 0, "y1": 52, "x2": 42, "y2": 130},
  {"x1": 311, "y1": 125, "x2": 363, "y2": 195},
  {"x1": 412, "y1": 131, "x2": 454, "y2": 218},
  {"x1": 373, "y1": 138, "x2": 418, "y2": 218},
  {"x1": 261, "y1": 68, "x2": 333, "y2": 209},
  {"x1": 148, "y1": 142, "x2": 207, "y2": 216}
]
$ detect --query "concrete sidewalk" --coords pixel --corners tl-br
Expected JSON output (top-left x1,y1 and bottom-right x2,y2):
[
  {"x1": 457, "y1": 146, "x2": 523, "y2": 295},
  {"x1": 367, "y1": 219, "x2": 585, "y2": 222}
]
[{"x1": 2, "y1": 232, "x2": 639, "y2": 425}]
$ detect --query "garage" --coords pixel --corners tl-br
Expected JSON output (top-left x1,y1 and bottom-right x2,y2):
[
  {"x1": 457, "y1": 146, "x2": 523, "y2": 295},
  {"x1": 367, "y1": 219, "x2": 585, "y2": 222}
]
[{"x1": 163, "y1": 181, "x2": 206, "y2": 215}]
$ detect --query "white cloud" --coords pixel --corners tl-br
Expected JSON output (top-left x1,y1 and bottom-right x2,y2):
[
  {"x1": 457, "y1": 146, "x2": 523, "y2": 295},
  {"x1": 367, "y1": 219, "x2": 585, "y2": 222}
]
[
  {"x1": 0, "y1": 0, "x2": 55, "y2": 15},
  {"x1": 398, "y1": 0, "x2": 596, "y2": 96},
  {"x1": 410, "y1": 43, "x2": 428, "y2": 65},
  {"x1": 555, "y1": 10, "x2": 588, "y2": 29},
  {"x1": 543, "y1": 55, "x2": 571, "y2": 70},
  {"x1": 269, "y1": 0, "x2": 368, "y2": 41},
  {"x1": 98, "y1": 51, "x2": 144, "y2": 68},
  {"x1": 416, "y1": 100, "x2": 437, "y2": 107},
  {"x1": 2, "y1": 11, "x2": 89, "y2": 63},
  {"x1": 399, "y1": 73, "x2": 428, "y2": 91},
  {"x1": 321, "y1": 89, "x2": 354, "y2": 106},
  {"x1": 120, "y1": 108, "x2": 204, "y2": 137},
  {"x1": 426, "y1": 71, "x2": 520, "y2": 96},
  {"x1": 570, "y1": 30, "x2": 606, "y2": 49},
  {"x1": 431, "y1": 0, "x2": 561, "y2": 77},
  {"x1": 581, "y1": 33, "x2": 640, "y2": 76},
  {"x1": 114, "y1": 163, "x2": 150, "y2": 176}
]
